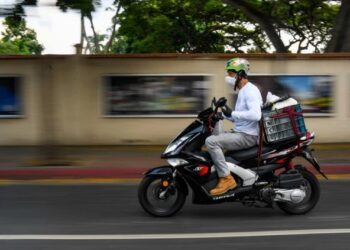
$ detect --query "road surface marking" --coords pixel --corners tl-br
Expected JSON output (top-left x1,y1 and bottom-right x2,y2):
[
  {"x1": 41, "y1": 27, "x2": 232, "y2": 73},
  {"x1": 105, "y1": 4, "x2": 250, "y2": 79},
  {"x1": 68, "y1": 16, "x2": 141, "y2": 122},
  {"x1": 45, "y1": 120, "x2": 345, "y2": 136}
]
[{"x1": 0, "y1": 229, "x2": 350, "y2": 240}]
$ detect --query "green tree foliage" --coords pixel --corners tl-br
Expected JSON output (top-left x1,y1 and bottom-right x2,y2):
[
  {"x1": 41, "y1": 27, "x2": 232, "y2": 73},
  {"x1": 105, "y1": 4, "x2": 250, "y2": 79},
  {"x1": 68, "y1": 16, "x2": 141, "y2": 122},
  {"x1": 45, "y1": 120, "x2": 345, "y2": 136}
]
[
  {"x1": 224, "y1": 0, "x2": 340, "y2": 52},
  {"x1": 0, "y1": 16, "x2": 43, "y2": 55},
  {"x1": 116, "y1": 0, "x2": 340, "y2": 53},
  {"x1": 56, "y1": 0, "x2": 98, "y2": 15},
  {"x1": 0, "y1": 0, "x2": 347, "y2": 53},
  {"x1": 114, "y1": 0, "x2": 268, "y2": 53}
]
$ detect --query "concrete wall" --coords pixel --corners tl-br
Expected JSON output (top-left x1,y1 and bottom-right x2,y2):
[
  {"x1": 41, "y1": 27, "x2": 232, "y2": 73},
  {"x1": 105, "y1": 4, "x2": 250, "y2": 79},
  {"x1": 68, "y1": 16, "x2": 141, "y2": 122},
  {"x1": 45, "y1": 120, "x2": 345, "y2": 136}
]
[{"x1": 0, "y1": 54, "x2": 349, "y2": 145}]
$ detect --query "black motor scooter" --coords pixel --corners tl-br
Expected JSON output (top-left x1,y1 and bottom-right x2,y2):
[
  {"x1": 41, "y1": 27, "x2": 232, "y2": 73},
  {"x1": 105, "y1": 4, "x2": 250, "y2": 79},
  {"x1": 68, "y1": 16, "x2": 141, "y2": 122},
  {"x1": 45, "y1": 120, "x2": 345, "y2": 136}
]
[{"x1": 138, "y1": 97, "x2": 327, "y2": 217}]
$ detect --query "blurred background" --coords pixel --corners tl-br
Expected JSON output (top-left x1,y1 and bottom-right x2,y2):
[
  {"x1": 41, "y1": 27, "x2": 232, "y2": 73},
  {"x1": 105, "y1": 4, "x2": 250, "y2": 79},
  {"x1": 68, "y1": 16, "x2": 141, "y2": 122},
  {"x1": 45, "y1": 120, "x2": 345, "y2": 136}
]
[
  {"x1": 0, "y1": 2, "x2": 349, "y2": 250},
  {"x1": 0, "y1": 0, "x2": 349, "y2": 166}
]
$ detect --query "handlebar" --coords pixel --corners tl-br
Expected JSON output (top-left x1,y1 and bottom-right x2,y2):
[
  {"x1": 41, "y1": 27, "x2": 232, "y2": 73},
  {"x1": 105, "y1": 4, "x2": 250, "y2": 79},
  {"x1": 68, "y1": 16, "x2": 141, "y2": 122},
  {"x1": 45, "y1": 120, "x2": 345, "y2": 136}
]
[{"x1": 212, "y1": 97, "x2": 227, "y2": 113}]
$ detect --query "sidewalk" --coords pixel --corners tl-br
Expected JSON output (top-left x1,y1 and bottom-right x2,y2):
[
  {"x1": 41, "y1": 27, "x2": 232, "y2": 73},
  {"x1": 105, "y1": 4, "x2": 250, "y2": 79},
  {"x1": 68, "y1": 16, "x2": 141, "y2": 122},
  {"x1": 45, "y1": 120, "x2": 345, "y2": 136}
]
[{"x1": 0, "y1": 144, "x2": 349, "y2": 183}]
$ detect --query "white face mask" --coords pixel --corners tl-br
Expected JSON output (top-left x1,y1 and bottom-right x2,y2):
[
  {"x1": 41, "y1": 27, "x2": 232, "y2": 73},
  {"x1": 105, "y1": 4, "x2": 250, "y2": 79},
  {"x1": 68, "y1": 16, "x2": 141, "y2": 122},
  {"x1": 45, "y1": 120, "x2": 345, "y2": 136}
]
[{"x1": 225, "y1": 75, "x2": 237, "y2": 86}]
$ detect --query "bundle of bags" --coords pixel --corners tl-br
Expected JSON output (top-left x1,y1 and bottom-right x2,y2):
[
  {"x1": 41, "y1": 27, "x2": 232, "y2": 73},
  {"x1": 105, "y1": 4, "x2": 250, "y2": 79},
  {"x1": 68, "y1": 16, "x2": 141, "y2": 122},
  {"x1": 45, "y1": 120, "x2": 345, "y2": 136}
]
[{"x1": 264, "y1": 92, "x2": 298, "y2": 110}]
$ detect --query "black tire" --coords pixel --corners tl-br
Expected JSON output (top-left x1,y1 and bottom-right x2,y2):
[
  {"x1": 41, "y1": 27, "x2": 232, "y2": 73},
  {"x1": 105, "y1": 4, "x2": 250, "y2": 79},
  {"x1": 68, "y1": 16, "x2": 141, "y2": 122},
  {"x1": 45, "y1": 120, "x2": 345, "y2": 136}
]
[
  {"x1": 277, "y1": 168, "x2": 320, "y2": 215},
  {"x1": 138, "y1": 176, "x2": 187, "y2": 217}
]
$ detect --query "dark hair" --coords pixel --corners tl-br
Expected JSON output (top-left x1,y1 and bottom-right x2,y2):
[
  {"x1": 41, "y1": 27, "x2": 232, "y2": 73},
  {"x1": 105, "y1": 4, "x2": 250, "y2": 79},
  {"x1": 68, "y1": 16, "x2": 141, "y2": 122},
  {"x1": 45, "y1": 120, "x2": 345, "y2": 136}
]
[{"x1": 237, "y1": 70, "x2": 248, "y2": 79}]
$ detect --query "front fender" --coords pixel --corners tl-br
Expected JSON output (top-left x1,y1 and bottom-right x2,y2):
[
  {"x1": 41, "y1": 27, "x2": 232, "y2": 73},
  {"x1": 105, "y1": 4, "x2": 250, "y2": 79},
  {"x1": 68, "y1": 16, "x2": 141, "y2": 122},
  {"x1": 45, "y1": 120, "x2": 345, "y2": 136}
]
[
  {"x1": 144, "y1": 166, "x2": 189, "y2": 196},
  {"x1": 144, "y1": 166, "x2": 174, "y2": 177}
]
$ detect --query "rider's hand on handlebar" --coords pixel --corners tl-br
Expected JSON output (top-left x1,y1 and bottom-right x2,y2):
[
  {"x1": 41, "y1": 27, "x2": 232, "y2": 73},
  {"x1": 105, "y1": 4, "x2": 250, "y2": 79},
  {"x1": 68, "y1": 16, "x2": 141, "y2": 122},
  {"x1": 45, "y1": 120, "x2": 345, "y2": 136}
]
[
  {"x1": 216, "y1": 97, "x2": 227, "y2": 107},
  {"x1": 212, "y1": 112, "x2": 224, "y2": 122},
  {"x1": 221, "y1": 105, "x2": 233, "y2": 117}
]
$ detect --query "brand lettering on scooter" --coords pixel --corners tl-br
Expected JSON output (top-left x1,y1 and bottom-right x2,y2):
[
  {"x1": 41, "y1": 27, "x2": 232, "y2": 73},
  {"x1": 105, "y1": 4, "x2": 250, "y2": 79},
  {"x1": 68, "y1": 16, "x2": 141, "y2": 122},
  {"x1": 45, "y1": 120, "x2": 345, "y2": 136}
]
[{"x1": 212, "y1": 193, "x2": 235, "y2": 200}]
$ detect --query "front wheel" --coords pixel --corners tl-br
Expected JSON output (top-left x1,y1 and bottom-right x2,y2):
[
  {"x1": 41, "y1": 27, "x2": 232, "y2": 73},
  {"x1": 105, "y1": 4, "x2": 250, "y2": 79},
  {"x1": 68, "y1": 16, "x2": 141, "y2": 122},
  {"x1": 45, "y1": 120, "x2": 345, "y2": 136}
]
[
  {"x1": 138, "y1": 176, "x2": 187, "y2": 217},
  {"x1": 277, "y1": 168, "x2": 320, "y2": 215}
]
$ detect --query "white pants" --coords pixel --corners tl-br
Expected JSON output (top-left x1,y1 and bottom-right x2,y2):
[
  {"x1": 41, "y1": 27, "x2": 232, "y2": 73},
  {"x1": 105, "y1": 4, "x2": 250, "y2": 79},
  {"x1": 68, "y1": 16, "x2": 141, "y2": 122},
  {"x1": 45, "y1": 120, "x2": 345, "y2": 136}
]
[{"x1": 205, "y1": 121, "x2": 258, "y2": 177}]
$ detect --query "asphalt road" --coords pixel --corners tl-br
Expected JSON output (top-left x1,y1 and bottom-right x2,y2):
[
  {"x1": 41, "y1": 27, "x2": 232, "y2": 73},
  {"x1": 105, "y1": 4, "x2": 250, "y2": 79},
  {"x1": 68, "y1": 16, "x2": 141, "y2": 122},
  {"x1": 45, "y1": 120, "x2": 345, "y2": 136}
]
[{"x1": 0, "y1": 180, "x2": 349, "y2": 250}]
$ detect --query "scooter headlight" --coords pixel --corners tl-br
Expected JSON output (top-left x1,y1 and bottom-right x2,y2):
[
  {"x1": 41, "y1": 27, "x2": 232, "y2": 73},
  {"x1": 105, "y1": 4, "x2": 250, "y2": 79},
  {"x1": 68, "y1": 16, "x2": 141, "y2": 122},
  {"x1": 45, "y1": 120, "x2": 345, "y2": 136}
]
[
  {"x1": 167, "y1": 158, "x2": 188, "y2": 167},
  {"x1": 164, "y1": 134, "x2": 192, "y2": 155}
]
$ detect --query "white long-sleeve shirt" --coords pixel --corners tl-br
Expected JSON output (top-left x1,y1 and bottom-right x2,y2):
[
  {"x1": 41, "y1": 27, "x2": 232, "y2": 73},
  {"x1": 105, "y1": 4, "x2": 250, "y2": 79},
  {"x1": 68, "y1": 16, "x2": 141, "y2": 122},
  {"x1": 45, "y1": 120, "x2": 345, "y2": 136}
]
[{"x1": 226, "y1": 82, "x2": 263, "y2": 136}]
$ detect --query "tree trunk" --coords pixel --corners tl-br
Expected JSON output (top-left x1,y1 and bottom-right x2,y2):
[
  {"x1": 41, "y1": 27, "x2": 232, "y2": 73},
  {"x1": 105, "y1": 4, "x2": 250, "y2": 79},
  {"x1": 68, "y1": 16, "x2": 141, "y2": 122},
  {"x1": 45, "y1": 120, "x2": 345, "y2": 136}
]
[
  {"x1": 224, "y1": 0, "x2": 288, "y2": 53},
  {"x1": 80, "y1": 13, "x2": 84, "y2": 50},
  {"x1": 105, "y1": 2, "x2": 122, "y2": 53},
  {"x1": 87, "y1": 14, "x2": 101, "y2": 53},
  {"x1": 80, "y1": 13, "x2": 93, "y2": 54},
  {"x1": 326, "y1": 0, "x2": 350, "y2": 52}
]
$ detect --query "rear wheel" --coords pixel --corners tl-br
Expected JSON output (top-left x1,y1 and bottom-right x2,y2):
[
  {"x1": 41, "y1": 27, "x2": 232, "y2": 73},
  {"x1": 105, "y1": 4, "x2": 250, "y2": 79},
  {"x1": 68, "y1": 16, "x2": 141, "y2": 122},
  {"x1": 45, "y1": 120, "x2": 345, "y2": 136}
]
[
  {"x1": 277, "y1": 168, "x2": 320, "y2": 215},
  {"x1": 138, "y1": 176, "x2": 187, "y2": 217}
]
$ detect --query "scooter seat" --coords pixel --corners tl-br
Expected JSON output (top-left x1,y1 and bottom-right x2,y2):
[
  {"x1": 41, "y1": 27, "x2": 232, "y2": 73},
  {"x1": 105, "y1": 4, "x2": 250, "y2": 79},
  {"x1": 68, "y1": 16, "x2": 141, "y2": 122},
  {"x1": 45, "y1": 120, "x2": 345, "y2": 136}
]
[
  {"x1": 225, "y1": 145, "x2": 273, "y2": 162},
  {"x1": 225, "y1": 140, "x2": 297, "y2": 162}
]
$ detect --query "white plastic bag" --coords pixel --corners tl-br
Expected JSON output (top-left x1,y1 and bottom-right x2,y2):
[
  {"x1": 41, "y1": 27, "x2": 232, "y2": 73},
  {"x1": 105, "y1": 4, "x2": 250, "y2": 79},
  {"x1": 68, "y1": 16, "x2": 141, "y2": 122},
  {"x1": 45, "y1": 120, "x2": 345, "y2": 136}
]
[
  {"x1": 266, "y1": 92, "x2": 280, "y2": 103},
  {"x1": 273, "y1": 98, "x2": 298, "y2": 110},
  {"x1": 265, "y1": 92, "x2": 298, "y2": 110}
]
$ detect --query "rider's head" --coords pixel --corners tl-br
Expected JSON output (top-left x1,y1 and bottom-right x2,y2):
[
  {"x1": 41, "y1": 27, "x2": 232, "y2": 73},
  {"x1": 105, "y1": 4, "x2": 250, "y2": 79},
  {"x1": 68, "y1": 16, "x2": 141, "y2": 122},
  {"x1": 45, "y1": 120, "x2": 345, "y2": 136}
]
[{"x1": 225, "y1": 58, "x2": 250, "y2": 90}]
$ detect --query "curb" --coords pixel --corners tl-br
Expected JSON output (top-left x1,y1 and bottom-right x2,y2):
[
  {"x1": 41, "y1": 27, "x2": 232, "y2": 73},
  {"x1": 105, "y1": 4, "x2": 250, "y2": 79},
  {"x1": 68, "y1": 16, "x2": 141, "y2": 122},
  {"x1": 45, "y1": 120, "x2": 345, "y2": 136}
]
[
  {"x1": 0, "y1": 167, "x2": 147, "y2": 180},
  {"x1": 0, "y1": 178, "x2": 141, "y2": 185},
  {"x1": 0, "y1": 175, "x2": 349, "y2": 186},
  {"x1": 0, "y1": 164, "x2": 349, "y2": 183}
]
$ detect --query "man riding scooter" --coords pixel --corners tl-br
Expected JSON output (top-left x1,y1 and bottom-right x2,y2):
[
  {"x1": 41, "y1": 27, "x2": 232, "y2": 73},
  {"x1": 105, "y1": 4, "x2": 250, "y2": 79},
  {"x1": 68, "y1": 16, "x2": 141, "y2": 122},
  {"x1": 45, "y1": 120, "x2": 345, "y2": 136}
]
[{"x1": 205, "y1": 58, "x2": 263, "y2": 196}]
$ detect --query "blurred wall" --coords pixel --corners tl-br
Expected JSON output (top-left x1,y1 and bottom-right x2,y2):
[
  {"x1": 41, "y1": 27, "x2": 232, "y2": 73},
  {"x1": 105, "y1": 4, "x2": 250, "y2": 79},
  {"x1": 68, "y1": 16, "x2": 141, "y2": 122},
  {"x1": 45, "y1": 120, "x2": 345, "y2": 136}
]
[{"x1": 0, "y1": 54, "x2": 349, "y2": 145}]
